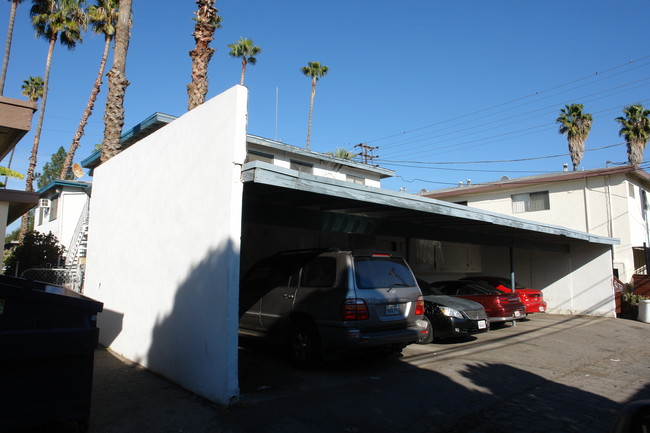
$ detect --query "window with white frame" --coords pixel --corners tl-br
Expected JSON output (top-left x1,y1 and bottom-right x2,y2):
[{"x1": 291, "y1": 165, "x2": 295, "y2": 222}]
[
  {"x1": 290, "y1": 160, "x2": 313, "y2": 174},
  {"x1": 511, "y1": 191, "x2": 549, "y2": 213},
  {"x1": 246, "y1": 150, "x2": 274, "y2": 164},
  {"x1": 346, "y1": 174, "x2": 365, "y2": 185}
]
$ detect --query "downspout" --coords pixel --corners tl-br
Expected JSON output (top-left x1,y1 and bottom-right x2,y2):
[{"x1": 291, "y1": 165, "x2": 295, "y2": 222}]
[
  {"x1": 583, "y1": 177, "x2": 590, "y2": 232},
  {"x1": 605, "y1": 175, "x2": 614, "y2": 238}
]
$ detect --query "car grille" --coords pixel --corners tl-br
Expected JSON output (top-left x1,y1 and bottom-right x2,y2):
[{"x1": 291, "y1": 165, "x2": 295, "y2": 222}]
[{"x1": 465, "y1": 309, "x2": 487, "y2": 320}]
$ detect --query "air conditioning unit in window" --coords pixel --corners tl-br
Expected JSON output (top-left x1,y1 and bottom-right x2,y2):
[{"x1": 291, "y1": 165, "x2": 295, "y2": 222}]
[{"x1": 39, "y1": 198, "x2": 51, "y2": 208}]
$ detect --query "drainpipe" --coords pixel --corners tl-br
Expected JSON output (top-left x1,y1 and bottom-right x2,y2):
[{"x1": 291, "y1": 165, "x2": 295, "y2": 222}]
[
  {"x1": 583, "y1": 177, "x2": 590, "y2": 232},
  {"x1": 605, "y1": 175, "x2": 614, "y2": 238}
]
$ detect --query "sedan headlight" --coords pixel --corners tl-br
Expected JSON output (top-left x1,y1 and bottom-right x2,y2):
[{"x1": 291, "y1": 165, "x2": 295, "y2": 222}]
[{"x1": 439, "y1": 306, "x2": 463, "y2": 319}]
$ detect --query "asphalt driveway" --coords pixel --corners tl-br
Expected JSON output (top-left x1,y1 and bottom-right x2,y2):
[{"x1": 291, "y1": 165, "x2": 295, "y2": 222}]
[{"x1": 21, "y1": 314, "x2": 650, "y2": 433}]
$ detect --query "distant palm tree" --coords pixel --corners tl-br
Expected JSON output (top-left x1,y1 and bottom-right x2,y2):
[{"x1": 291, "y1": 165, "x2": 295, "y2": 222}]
[
  {"x1": 60, "y1": 0, "x2": 118, "y2": 179},
  {"x1": 616, "y1": 104, "x2": 650, "y2": 166},
  {"x1": 187, "y1": 0, "x2": 220, "y2": 111},
  {"x1": 101, "y1": 0, "x2": 132, "y2": 162},
  {"x1": 228, "y1": 37, "x2": 261, "y2": 86},
  {"x1": 301, "y1": 61, "x2": 328, "y2": 150},
  {"x1": 21, "y1": 75, "x2": 44, "y2": 102},
  {"x1": 0, "y1": 0, "x2": 26, "y2": 94},
  {"x1": 556, "y1": 103, "x2": 592, "y2": 171},
  {"x1": 327, "y1": 147, "x2": 355, "y2": 160},
  {"x1": 20, "y1": 0, "x2": 87, "y2": 241},
  {"x1": 3, "y1": 75, "x2": 43, "y2": 187}
]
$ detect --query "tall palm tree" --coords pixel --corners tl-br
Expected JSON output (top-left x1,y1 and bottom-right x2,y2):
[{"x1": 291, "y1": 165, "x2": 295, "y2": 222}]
[
  {"x1": 187, "y1": 0, "x2": 220, "y2": 111},
  {"x1": 556, "y1": 103, "x2": 592, "y2": 171},
  {"x1": 100, "y1": 0, "x2": 132, "y2": 162},
  {"x1": 301, "y1": 61, "x2": 328, "y2": 150},
  {"x1": 20, "y1": 0, "x2": 87, "y2": 241},
  {"x1": 616, "y1": 104, "x2": 650, "y2": 166},
  {"x1": 228, "y1": 37, "x2": 261, "y2": 86},
  {"x1": 0, "y1": 0, "x2": 26, "y2": 94},
  {"x1": 60, "y1": 0, "x2": 118, "y2": 179},
  {"x1": 327, "y1": 147, "x2": 355, "y2": 160}
]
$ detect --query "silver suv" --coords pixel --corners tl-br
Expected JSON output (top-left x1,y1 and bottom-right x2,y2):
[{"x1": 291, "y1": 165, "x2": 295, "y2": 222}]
[{"x1": 239, "y1": 249, "x2": 426, "y2": 367}]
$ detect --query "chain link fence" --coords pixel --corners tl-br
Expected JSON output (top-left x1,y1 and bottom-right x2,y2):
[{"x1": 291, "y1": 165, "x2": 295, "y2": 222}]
[{"x1": 19, "y1": 268, "x2": 82, "y2": 292}]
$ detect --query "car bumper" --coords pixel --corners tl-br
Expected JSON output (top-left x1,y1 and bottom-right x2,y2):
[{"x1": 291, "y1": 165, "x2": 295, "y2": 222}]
[
  {"x1": 488, "y1": 308, "x2": 527, "y2": 322},
  {"x1": 431, "y1": 315, "x2": 489, "y2": 339},
  {"x1": 524, "y1": 301, "x2": 547, "y2": 314},
  {"x1": 318, "y1": 323, "x2": 425, "y2": 350}
]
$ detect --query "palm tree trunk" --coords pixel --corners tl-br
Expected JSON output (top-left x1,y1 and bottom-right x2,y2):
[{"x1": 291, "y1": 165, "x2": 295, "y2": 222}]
[
  {"x1": 240, "y1": 58, "x2": 246, "y2": 86},
  {"x1": 19, "y1": 34, "x2": 56, "y2": 241},
  {"x1": 61, "y1": 35, "x2": 112, "y2": 179},
  {"x1": 306, "y1": 78, "x2": 316, "y2": 150},
  {"x1": 0, "y1": 0, "x2": 19, "y2": 95},
  {"x1": 101, "y1": 0, "x2": 132, "y2": 162},
  {"x1": 628, "y1": 140, "x2": 646, "y2": 166}
]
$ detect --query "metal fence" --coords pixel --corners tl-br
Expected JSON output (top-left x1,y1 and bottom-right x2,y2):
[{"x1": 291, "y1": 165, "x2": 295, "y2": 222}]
[{"x1": 19, "y1": 268, "x2": 81, "y2": 292}]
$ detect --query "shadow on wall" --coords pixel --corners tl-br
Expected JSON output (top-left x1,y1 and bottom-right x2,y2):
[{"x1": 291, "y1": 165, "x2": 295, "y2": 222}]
[
  {"x1": 96, "y1": 309, "x2": 124, "y2": 347},
  {"x1": 144, "y1": 239, "x2": 239, "y2": 404}
]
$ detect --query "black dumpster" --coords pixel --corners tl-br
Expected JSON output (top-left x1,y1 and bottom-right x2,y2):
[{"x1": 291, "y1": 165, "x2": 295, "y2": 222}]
[{"x1": 0, "y1": 275, "x2": 103, "y2": 432}]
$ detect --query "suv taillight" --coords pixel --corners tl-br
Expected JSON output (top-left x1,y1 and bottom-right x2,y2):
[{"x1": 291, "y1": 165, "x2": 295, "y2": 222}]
[
  {"x1": 415, "y1": 295, "x2": 424, "y2": 316},
  {"x1": 341, "y1": 299, "x2": 370, "y2": 321}
]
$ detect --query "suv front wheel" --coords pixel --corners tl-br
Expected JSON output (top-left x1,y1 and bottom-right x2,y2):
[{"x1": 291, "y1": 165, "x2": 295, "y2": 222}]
[{"x1": 288, "y1": 320, "x2": 322, "y2": 369}]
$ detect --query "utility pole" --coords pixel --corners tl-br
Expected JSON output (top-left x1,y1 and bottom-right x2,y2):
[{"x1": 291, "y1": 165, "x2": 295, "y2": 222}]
[{"x1": 354, "y1": 143, "x2": 379, "y2": 165}]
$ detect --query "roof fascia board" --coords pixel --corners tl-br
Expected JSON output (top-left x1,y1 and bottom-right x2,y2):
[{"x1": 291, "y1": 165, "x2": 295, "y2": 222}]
[{"x1": 242, "y1": 162, "x2": 619, "y2": 246}]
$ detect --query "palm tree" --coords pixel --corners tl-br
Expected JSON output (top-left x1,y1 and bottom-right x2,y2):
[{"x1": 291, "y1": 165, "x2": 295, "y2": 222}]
[
  {"x1": 187, "y1": 0, "x2": 220, "y2": 111},
  {"x1": 101, "y1": 0, "x2": 132, "y2": 162},
  {"x1": 1, "y1": 0, "x2": 26, "y2": 94},
  {"x1": 20, "y1": 0, "x2": 87, "y2": 240},
  {"x1": 60, "y1": 0, "x2": 118, "y2": 179},
  {"x1": 228, "y1": 37, "x2": 261, "y2": 86},
  {"x1": 556, "y1": 103, "x2": 592, "y2": 171},
  {"x1": 616, "y1": 104, "x2": 650, "y2": 166},
  {"x1": 301, "y1": 61, "x2": 328, "y2": 150},
  {"x1": 327, "y1": 147, "x2": 355, "y2": 160},
  {"x1": 3, "y1": 76, "x2": 43, "y2": 186},
  {"x1": 21, "y1": 75, "x2": 44, "y2": 101}
]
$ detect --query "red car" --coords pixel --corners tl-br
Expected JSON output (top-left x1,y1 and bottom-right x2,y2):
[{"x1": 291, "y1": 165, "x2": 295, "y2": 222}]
[
  {"x1": 429, "y1": 280, "x2": 526, "y2": 323},
  {"x1": 462, "y1": 276, "x2": 547, "y2": 315}
]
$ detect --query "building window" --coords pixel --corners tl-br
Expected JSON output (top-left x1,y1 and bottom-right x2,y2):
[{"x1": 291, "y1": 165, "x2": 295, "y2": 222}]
[
  {"x1": 511, "y1": 191, "x2": 549, "y2": 213},
  {"x1": 246, "y1": 150, "x2": 274, "y2": 164},
  {"x1": 346, "y1": 174, "x2": 365, "y2": 185},
  {"x1": 49, "y1": 195, "x2": 59, "y2": 222},
  {"x1": 629, "y1": 182, "x2": 636, "y2": 198},
  {"x1": 290, "y1": 160, "x2": 313, "y2": 174}
]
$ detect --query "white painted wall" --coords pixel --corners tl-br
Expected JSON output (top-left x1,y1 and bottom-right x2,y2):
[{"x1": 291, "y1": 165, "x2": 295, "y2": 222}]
[
  {"x1": 84, "y1": 86, "x2": 247, "y2": 405},
  {"x1": 438, "y1": 173, "x2": 650, "y2": 283},
  {"x1": 35, "y1": 189, "x2": 87, "y2": 250}
]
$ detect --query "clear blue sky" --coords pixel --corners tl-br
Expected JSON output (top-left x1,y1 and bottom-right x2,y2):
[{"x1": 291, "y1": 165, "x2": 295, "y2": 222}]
[{"x1": 2, "y1": 0, "x2": 650, "y2": 194}]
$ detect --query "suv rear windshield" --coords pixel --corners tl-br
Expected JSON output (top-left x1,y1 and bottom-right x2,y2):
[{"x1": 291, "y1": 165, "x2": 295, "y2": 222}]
[{"x1": 354, "y1": 257, "x2": 416, "y2": 289}]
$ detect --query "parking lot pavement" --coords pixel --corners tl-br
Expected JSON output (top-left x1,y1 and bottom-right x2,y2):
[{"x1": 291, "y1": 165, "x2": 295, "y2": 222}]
[{"x1": 28, "y1": 314, "x2": 650, "y2": 433}]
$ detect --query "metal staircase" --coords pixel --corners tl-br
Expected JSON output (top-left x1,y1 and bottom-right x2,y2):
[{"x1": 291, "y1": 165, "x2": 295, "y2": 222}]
[{"x1": 65, "y1": 198, "x2": 90, "y2": 292}]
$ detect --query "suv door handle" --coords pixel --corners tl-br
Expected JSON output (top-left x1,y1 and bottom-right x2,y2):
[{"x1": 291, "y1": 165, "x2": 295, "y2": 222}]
[{"x1": 283, "y1": 293, "x2": 294, "y2": 299}]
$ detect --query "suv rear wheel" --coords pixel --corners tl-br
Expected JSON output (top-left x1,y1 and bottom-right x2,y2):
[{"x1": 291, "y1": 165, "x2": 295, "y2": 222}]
[{"x1": 289, "y1": 320, "x2": 322, "y2": 369}]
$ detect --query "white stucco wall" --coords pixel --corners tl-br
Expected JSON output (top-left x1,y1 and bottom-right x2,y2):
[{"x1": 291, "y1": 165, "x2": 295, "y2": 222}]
[
  {"x1": 84, "y1": 86, "x2": 247, "y2": 405},
  {"x1": 35, "y1": 189, "x2": 88, "y2": 250},
  {"x1": 478, "y1": 242, "x2": 615, "y2": 317}
]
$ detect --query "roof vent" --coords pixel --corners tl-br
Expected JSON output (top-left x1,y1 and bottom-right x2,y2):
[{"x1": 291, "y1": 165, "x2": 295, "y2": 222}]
[{"x1": 500, "y1": 176, "x2": 510, "y2": 181}]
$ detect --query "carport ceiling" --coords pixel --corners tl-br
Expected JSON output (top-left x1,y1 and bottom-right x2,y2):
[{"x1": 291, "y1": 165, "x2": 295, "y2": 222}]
[{"x1": 242, "y1": 162, "x2": 618, "y2": 253}]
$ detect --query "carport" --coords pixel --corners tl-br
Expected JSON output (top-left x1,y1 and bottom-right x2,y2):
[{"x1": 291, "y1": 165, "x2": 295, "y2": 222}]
[
  {"x1": 240, "y1": 161, "x2": 618, "y2": 319},
  {"x1": 84, "y1": 85, "x2": 618, "y2": 407}
]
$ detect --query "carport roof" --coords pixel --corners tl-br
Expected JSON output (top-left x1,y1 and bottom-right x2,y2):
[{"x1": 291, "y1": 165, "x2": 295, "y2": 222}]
[{"x1": 242, "y1": 162, "x2": 619, "y2": 253}]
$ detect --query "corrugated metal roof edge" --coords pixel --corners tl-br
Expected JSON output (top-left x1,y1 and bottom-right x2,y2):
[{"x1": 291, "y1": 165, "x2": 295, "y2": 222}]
[{"x1": 242, "y1": 161, "x2": 620, "y2": 247}]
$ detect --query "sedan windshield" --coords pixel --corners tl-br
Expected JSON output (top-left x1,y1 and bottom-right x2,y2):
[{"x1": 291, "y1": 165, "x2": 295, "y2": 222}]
[{"x1": 354, "y1": 257, "x2": 416, "y2": 289}]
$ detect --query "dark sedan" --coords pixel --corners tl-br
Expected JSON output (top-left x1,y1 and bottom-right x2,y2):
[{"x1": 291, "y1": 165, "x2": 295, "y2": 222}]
[
  {"x1": 417, "y1": 280, "x2": 489, "y2": 343},
  {"x1": 428, "y1": 280, "x2": 526, "y2": 324}
]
